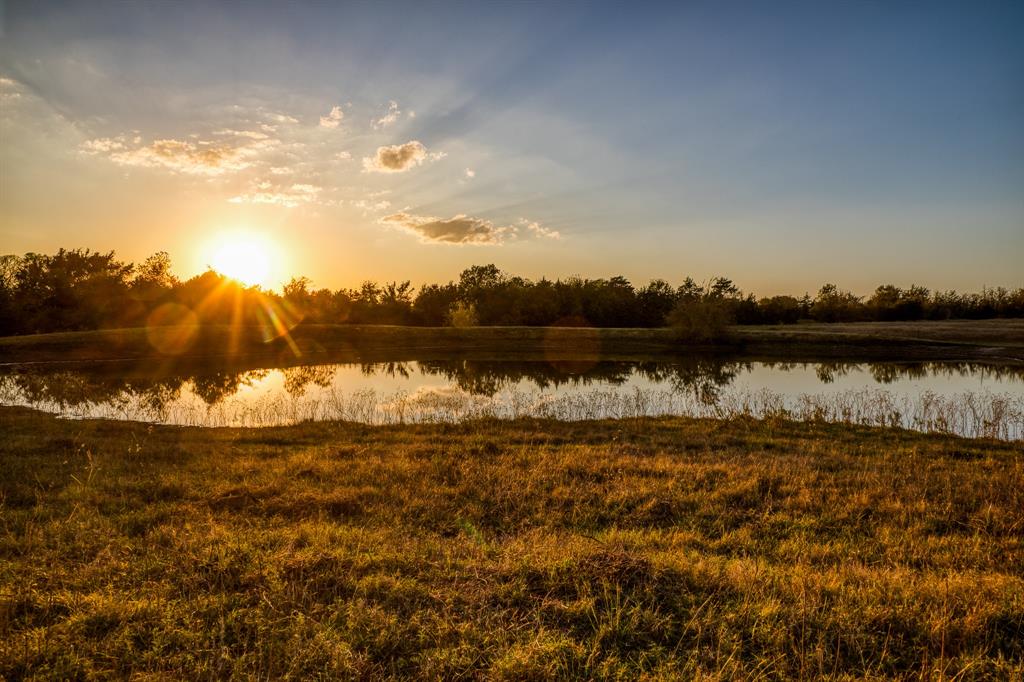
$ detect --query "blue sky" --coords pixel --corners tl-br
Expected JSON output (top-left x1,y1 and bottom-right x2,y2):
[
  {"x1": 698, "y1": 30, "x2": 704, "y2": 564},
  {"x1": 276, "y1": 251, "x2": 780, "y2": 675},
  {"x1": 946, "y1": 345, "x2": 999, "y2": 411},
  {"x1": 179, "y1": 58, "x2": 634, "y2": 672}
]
[{"x1": 1, "y1": 0, "x2": 1021, "y2": 293}]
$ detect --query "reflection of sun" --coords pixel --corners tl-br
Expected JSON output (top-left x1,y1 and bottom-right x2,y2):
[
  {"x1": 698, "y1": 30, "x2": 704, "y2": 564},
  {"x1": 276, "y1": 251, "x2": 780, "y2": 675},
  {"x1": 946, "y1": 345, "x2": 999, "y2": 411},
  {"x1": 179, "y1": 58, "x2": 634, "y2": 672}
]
[{"x1": 207, "y1": 232, "x2": 277, "y2": 287}]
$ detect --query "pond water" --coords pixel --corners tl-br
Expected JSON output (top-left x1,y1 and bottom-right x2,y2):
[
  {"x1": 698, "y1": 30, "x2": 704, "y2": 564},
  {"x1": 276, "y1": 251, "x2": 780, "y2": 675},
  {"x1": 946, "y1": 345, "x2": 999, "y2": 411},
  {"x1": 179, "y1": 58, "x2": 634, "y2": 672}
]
[{"x1": 1, "y1": 357, "x2": 1022, "y2": 439}]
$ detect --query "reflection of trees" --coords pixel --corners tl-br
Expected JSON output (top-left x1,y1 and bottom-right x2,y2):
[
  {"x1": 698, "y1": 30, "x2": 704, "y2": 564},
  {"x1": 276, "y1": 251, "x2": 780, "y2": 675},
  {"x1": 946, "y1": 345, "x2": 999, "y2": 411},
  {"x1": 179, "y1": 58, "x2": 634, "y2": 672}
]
[
  {"x1": 640, "y1": 360, "x2": 750, "y2": 404},
  {"x1": 0, "y1": 367, "x2": 279, "y2": 411},
  {"x1": 3, "y1": 360, "x2": 1022, "y2": 415},
  {"x1": 814, "y1": 363, "x2": 851, "y2": 384},
  {"x1": 361, "y1": 362, "x2": 411, "y2": 380},
  {"x1": 869, "y1": 363, "x2": 929, "y2": 384},
  {"x1": 757, "y1": 360, "x2": 1024, "y2": 385},
  {"x1": 282, "y1": 365, "x2": 337, "y2": 397},
  {"x1": 414, "y1": 359, "x2": 748, "y2": 401},
  {"x1": 417, "y1": 360, "x2": 637, "y2": 396},
  {"x1": 191, "y1": 370, "x2": 267, "y2": 405},
  {"x1": 0, "y1": 370, "x2": 187, "y2": 412}
]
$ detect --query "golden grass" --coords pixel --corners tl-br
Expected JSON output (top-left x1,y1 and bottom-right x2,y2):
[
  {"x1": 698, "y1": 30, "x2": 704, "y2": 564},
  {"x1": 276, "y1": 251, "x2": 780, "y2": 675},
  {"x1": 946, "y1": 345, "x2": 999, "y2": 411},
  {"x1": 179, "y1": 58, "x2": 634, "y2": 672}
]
[{"x1": 1, "y1": 407, "x2": 1022, "y2": 679}]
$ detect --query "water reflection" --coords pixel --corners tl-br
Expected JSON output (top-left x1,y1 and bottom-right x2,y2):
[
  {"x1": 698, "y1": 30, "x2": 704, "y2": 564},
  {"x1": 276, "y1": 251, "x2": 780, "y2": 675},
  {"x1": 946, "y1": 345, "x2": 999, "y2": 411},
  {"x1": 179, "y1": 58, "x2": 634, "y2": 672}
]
[{"x1": 3, "y1": 358, "x2": 1022, "y2": 406}]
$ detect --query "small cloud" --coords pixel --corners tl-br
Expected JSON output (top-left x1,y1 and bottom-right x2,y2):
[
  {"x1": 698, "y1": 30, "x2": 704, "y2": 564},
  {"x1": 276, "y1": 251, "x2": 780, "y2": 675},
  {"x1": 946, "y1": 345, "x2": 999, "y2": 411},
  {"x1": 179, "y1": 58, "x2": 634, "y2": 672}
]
[
  {"x1": 213, "y1": 128, "x2": 270, "y2": 140},
  {"x1": 372, "y1": 100, "x2": 401, "y2": 129},
  {"x1": 380, "y1": 211, "x2": 513, "y2": 245},
  {"x1": 320, "y1": 105, "x2": 344, "y2": 129},
  {"x1": 229, "y1": 182, "x2": 321, "y2": 208},
  {"x1": 81, "y1": 137, "x2": 126, "y2": 153},
  {"x1": 464, "y1": 168, "x2": 476, "y2": 179},
  {"x1": 363, "y1": 140, "x2": 440, "y2": 173},
  {"x1": 336, "y1": 151, "x2": 352, "y2": 160},
  {"x1": 519, "y1": 218, "x2": 561, "y2": 240},
  {"x1": 351, "y1": 198, "x2": 392, "y2": 213},
  {"x1": 269, "y1": 112, "x2": 300, "y2": 124}
]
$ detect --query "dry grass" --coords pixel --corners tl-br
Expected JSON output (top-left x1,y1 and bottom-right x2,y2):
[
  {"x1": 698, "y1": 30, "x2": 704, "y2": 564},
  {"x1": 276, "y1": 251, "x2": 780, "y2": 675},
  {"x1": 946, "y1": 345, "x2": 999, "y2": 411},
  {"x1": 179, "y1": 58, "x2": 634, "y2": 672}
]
[{"x1": 1, "y1": 407, "x2": 1022, "y2": 679}]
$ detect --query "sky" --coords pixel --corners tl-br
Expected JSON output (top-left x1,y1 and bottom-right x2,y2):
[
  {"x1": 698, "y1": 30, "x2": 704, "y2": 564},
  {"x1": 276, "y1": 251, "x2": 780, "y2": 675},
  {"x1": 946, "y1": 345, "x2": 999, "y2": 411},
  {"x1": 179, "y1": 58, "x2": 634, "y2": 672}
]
[{"x1": 1, "y1": 0, "x2": 1022, "y2": 295}]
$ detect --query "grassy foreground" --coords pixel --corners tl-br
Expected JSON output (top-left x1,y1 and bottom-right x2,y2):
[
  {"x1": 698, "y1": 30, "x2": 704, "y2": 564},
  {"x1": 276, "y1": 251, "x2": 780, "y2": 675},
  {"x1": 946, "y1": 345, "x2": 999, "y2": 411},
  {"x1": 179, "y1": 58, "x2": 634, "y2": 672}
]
[{"x1": 1, "y1": 408, "x2": 1022, "y2": 679}]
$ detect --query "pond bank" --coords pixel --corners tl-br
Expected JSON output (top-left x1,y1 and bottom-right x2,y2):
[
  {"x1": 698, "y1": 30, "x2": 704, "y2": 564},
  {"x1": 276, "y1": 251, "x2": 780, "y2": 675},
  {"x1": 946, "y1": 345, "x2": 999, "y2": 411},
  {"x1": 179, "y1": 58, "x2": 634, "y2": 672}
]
[{"x1": 2, "y1": 318, "x2": 1022, "y2": 364}]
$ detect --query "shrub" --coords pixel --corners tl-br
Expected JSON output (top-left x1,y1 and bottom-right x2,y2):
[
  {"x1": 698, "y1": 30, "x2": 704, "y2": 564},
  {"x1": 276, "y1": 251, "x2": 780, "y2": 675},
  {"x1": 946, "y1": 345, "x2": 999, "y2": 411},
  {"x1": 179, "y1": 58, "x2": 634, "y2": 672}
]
[{"x1": 446, "y1": 302, "x2": 478, "y2": 328}]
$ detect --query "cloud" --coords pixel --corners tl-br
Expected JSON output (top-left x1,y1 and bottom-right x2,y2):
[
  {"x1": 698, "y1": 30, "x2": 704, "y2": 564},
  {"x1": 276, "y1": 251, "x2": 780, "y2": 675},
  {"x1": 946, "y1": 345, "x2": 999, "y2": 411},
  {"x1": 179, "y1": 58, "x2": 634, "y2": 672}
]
[
  {"x1": 229, "y1": 182, "x2": 321, "y2": 208},
  {"x1": 81, "y1": 130, "x2": 278, "y2": 176},
  {"x1": 520, "y1": 218, "x2": 561, "y2": 240},
  {"x1": 213, "y1": 128, "x2": 270, "y2": 140},
  {"x1": 0, "y1": 76, "x2": 24, "y2": 103},
  {"x1": 465, "y1": 168, "x2": 476, "y2": 179},
  {"x1": 269, "y1": 112, "x2": 300, "y2": 124},
  {"x1": 372, "y1": 100, "x2": 401, "y2": 129},
  {"x1": 380, "y1": 212, "x2": 513, "y2": 245},
  {"x1": 336, "y1": 151, "x2": 352, "y2": 160},
  {"x1": 362, "y1": 140, "x2": 442, "y2": 173},
  {"x1": 319, "y1": 105, "x2": 344, "y2": 129},
  {"x1": 112, "y1": 139, "x2": 251, "y2": 175}
]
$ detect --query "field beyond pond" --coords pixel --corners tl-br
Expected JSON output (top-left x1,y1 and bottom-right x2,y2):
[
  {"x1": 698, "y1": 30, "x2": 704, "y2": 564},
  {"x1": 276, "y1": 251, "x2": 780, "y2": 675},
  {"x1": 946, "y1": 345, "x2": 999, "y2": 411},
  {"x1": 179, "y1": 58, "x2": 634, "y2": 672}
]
[
  {"x1": 2, "y1": 318, "x2": 1023, "y2": 364},
  {"x1": 1, "y1": 407, "x2": 1021, "y2": 679}
]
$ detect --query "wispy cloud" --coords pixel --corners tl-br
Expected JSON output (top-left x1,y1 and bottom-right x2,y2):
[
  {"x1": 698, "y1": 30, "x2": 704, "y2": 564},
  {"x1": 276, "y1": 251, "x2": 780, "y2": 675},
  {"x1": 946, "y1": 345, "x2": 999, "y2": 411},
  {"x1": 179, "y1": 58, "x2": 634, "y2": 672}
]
[
  {"x1": 363, "y1": 140, "x2": 444, "y2": 173},
  {"x1": 372, "y1": 100, "x2": 401, "y2": 129},
  {"x1": 520, "y1": 218, "x2": 561, "y2": 240},
  {"x1": 351, "y1": 198, "x2": 392, "y2": 213},
  {"x1": 229, "y1": 182, "x2": 321, "y2": 208},
  {"x1": 319, "y1": 105, "x2": 344, "y2": 129}
]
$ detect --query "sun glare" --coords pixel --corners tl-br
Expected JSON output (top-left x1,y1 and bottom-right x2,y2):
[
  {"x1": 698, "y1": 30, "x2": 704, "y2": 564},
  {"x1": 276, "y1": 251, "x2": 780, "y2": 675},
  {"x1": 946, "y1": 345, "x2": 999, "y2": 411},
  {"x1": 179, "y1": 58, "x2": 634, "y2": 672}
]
[{"x1": 207, "y1": 233, "x2": 277, "y2": 288}]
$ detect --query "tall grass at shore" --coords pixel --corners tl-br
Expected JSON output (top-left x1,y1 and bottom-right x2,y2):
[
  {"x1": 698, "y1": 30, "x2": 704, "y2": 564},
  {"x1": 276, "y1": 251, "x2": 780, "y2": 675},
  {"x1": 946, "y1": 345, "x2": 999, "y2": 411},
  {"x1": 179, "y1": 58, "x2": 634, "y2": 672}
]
[{"x1": 4, "y1": 377, "x2": 1022, "y2": 439}]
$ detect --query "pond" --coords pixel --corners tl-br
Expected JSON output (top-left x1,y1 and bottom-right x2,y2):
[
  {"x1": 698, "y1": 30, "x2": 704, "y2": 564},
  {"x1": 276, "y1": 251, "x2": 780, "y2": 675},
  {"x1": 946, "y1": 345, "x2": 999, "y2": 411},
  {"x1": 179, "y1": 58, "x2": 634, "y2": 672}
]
[{"x1": 1, "y1": 356, "x2": 1022, "y2": 439}]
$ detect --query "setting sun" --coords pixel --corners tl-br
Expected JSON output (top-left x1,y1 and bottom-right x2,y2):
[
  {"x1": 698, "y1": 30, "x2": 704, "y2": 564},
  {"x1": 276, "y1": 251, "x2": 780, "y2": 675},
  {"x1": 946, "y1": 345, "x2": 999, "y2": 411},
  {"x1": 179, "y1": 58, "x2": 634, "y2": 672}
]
[{"x1": 207, "y1": 233, "x2": 278, "y2": 288}]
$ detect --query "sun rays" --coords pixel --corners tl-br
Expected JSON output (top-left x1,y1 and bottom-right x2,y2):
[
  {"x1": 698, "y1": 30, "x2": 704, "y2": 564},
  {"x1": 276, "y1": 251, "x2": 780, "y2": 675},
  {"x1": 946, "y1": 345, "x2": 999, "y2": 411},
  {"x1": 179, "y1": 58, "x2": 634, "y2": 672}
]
[{"x1": 206, "y1": 232, "x2": 280, "y2": 289}]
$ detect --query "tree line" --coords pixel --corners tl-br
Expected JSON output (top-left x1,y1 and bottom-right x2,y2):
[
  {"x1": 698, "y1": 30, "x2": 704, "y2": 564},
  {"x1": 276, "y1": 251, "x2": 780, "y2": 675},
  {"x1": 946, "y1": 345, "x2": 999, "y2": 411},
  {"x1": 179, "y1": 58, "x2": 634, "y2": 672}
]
[{"x1": 1, "y1": 249, "x2": 1022, "y2": 337}]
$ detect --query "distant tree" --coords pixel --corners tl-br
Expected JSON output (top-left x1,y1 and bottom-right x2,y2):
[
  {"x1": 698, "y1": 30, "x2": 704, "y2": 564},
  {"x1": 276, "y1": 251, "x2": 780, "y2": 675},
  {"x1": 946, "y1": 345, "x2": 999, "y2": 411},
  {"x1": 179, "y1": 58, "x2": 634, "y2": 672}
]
[
  {"x1": 413, "y1": 283, "x2": 459, "y2": 326},
  {"x1": 636, "y1": 279, "x2": 676, "y2": 327},
  {"x1": 811, "y1": 283, "x2": 864, "y2": 322},
  {"x1": 1, "y1": 250, "x2": 1022, "y2": 336},
  {"x1": 758, "y1": 295, "x2": 802, "y2": 324}
]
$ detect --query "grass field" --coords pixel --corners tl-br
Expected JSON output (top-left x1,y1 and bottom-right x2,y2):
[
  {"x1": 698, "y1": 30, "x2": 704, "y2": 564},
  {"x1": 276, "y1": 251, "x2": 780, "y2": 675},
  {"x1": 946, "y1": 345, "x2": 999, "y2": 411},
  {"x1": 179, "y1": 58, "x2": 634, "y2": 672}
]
[
  {"x1": 1, "y1": 318, "x2": 1022, "y2": 365},
  {"x1": 1, "y1": 407, "x2": 1021, "y2": 679}
]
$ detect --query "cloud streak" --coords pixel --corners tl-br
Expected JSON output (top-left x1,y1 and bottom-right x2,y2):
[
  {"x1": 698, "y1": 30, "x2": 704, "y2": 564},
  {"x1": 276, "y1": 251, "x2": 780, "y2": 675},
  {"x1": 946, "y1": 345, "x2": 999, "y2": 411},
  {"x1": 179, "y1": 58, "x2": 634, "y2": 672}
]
[
  {"x1": 520, "y1": 219, "x2": 561, "y2": 240},
  {"x1": 380, "y1": 212, "x2": 513, "y2": 244},
  {"x1": 229, "y1": 182, "x2": 321, "y2": 208},
  {"x1": 82, "y1": 132, "x2": 276, "y2": 176},
  {"x1": 372, "y1": 100, "x2": 401, "y2": 129}
]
